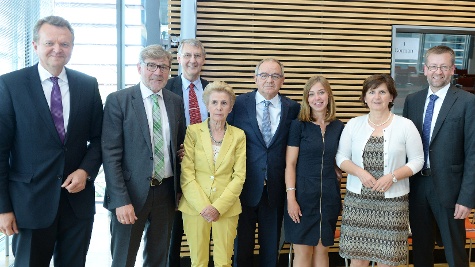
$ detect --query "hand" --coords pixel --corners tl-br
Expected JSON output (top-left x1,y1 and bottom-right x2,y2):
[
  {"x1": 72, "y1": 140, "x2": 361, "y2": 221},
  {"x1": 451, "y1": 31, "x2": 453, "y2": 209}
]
[
  {"x1": 335, "y1": 165, "x2": 343, "y2": 182},
  {"x1": 0, "y1": 212, "x2": 19, "y2": 236},
  {"x1": 358, "y1": 170, "x2": 377, "y2": 189},
  {"x1": 62, "y1": 169, "x2": 88, "y2": 193},
  {"x1": 178, "y1": 144, "x2": 185, "y2": 162},
  {"x1": 175, "y1": 193, "x2": 183, "y2": 211},
  {"x1": 200, "y1": 205, "x2": 220, "y2": 222},
  {"x1": 454, "y1": 204, "x2": 471, "y2": 219},
  {"x1": 287, "y1": 199, "x2": 302, "y2": 223},
  {"x1": 116, "y1": 204, "x2": 138, "y2": 224},
  {"x1": 372, "y1": 174, "x2": 393, "y2": 193}
]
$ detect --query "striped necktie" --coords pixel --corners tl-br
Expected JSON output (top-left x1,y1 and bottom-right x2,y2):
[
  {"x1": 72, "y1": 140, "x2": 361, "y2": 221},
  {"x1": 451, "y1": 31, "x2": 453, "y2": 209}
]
[{"x1": 151, "y1": 94, "x2": 165, "y2": 181}]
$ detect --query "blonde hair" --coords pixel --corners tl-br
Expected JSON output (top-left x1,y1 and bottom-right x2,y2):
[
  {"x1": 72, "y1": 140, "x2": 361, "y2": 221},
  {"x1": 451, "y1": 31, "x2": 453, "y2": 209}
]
[
  {"x1": 298, "y1": 75, "x2": 336, "y2": 122},
  {"x1": 202, "y1": 81, "x2": 236, "y2": 108}
]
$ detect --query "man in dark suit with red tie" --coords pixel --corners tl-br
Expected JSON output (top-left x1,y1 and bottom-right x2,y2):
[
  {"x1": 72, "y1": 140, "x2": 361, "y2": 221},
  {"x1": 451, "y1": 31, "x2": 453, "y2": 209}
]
[
  {"x1": 165, "y1": 38, "x2": 209, "y2": 266},
  {"x1": 0, "y1": 16, "x2": 103, "y2": 267}
]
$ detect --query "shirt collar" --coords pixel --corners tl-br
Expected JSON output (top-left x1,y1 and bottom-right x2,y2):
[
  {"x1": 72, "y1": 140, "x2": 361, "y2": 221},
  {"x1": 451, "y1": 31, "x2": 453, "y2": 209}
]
[
  {"x1": 255, "y1": 91, "x2": 280, "y2": 107},
  {"x1": 140, "y1": 81, "x2": 163, "y2": 100},
  {"x1": 37, "y1": 64, "x2": 68, "y2": 83},
  {"x1": 426, "y1": 83, "x2": 450, "y2": 100},
  {"x1": 181, "y1": 75, "x2": 202, "y2": 90}
]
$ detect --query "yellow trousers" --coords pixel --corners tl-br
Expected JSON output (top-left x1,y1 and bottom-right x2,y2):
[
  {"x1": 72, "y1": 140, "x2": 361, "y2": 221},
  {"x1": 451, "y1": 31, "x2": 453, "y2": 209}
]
[{"x1": 182, "y1": 213, "x2": 239, "y2": 267}]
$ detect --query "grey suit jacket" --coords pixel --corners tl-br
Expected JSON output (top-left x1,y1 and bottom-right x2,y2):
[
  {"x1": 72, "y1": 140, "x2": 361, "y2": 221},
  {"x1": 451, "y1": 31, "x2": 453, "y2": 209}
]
[
  {"x1": 165, "y1": 75, "x2": 209, "y2": 99},
  {"x1": 403, "y1": 86, "x2": 475, "y2": 208},
  {"x1": 102, "y1": 84, "x2": 186, "y2": 212}
]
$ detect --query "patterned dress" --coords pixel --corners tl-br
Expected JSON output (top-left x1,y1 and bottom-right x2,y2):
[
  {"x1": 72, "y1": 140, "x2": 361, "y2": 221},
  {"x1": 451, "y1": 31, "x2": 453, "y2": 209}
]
[{"x1": 339, "y1": 136, "x2": 409, "y2": 266}]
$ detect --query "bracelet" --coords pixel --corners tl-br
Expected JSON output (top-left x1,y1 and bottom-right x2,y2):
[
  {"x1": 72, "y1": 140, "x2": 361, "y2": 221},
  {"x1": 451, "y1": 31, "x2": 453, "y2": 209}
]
[{"x1": 286, "y1": 187, "x2": 296, "y2": 192}]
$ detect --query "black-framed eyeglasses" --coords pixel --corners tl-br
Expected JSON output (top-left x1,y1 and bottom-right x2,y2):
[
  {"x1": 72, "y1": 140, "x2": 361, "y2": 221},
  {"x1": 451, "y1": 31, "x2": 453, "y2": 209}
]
[
  {"x1": 425, "y1": 65, "x2": 452, "y2": 72},
  {"x1": 257, "y1": 73, "x2": 283, "y2": 81},
  {"x1": 144, "y1": 62, "x2": 170, "y2": 72}
]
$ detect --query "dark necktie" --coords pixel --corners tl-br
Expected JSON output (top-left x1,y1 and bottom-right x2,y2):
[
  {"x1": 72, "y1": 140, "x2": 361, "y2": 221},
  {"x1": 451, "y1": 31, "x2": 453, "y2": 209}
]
[
  {"x1": 422, "y1": 94, "x2": 439, "y2": 169},
  {"x1": 261, "y1": 100, "x2": 272, "y2": 147},
  {"x1": 188, "y1": 83, "x2": 202, "y2": 125},
  {"x1": 50, "y1": 77, "x2": 65, "y2": 143}
]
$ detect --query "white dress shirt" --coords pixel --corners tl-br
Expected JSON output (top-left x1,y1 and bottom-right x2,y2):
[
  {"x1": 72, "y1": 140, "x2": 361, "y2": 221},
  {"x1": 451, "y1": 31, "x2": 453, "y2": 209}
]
[
  {"x1": 140, "y1": 83, "x2": 173, "y2": 178},
  {"x1": 423, "y1": 84, "x2": 450, "y2": 167},
  {"x1": 255, "y1": 91, "x2": 281, "y2": 138},
  {"x1": 38, "y1": 64, "x2": 70, "y2": 133}
]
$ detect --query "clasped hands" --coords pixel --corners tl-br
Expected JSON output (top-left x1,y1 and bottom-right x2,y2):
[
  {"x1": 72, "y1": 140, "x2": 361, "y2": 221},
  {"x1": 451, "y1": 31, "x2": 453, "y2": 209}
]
[
  {"x1": 359, "y1": 171, "x2": 392, "y2": 193},
  {"x1": 200, "y1": 205, "x2": 220, "y2": 222}
]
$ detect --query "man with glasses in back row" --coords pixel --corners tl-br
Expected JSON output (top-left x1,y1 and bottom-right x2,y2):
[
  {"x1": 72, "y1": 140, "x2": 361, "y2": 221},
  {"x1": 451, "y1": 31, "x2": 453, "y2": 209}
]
[
  {"x1": 228, "y1": 58, "x2": 300, "y2": 266},
  {"x1": 102, "y1": 44, "x2": 186, "y2": 267},
  {"x1": 165, "y1": 38, "x2": 209, "y2": 267},
  {"x1": 403, "y1": 45, "x2": 475, "y2": 267}
]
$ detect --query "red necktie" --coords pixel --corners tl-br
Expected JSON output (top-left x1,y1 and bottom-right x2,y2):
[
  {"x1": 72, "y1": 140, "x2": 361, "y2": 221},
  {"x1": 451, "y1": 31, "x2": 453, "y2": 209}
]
[{"x1": 188, "y1": 83, "x2": 202, "y2": 125}]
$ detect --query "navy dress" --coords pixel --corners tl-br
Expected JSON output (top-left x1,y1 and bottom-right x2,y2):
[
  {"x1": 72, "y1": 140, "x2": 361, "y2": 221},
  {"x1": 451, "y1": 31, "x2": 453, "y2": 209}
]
[{"x1": 284, "y1": 119, "x2": 344, "y2": 246}]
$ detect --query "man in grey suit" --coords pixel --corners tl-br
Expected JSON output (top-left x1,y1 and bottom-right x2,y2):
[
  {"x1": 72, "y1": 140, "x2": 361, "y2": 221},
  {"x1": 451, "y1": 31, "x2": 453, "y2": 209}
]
[
  {"x1": 102, "y1": 45, "x2": 186, "y2": 267},
  {"x1": 165, "y1": 38, "x2": 209, "y2": 267},
  {"x1": 403, "y1": 45, "x2": 475, "y2": 267},
  {"x1": 0, "y1": 16, "x2": 103, "y2": 267}
]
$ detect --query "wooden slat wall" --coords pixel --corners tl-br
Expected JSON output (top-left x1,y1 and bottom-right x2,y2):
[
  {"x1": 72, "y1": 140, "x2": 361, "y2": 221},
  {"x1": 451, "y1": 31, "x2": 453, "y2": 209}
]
[{"x1": 168, "y1": 0, "x2": 475, "y2": 257}]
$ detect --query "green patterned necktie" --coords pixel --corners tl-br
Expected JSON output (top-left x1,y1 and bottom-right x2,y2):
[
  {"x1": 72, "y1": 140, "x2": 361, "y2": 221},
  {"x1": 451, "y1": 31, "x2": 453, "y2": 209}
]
[{"x1": 151, "y1": 94, "x2": 164, "y2": 181}]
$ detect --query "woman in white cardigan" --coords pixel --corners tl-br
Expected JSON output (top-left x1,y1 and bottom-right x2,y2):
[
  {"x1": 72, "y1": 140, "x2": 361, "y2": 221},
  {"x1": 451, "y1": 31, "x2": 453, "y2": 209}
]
[{"x1": 336, "y1": 74, "x2": 424, "y2": 267}]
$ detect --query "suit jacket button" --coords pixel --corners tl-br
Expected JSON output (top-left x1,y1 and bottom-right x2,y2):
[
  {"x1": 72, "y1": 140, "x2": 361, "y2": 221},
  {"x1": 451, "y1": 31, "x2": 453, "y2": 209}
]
[
  {"x1": 57, "y1": 175, "x2": 62, "y2": 180},
  {"x1": 150, "y1": 157, "x2": 153, "y2": 160},
  {"x1": 210, "y1": 176, "x2": 214, "y2": 180}
]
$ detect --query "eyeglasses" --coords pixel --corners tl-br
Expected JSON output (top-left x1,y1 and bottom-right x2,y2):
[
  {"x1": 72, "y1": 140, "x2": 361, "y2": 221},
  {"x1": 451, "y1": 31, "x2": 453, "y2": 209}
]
[
  {"x1": 425, "y1": 65, "x2": 452, "y2": 72},
  {"x1": 181, "y1": 53, "x2": 203, "y2": 60},
  {"x1": 144, "y1": 62, "x2": 170, "y2": 72},
  {"x1": 257, "y1": 73, "x2": 283, "y2": 81}
]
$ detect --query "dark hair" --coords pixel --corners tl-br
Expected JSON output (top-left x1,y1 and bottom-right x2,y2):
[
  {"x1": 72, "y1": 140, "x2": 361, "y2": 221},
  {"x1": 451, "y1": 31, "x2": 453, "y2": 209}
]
[
  {"x1": 360, "y1": 74, "x2": 397, "y2": 109},
  {"x1": 33, "y1": 16, "x2": 74, "y2": 43}
]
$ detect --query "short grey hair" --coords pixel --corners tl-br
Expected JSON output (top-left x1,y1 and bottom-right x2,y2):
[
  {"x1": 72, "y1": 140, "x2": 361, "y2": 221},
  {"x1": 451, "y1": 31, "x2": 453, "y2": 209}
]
[
  {"x1": 254, "y1": 58, "x2": 285, "y2": 76},
  {"x1": 33, "y1": 16, "x2": 74, "y2": 43},
  {"x1": 202, "y1": 81, "x2": 236, "y2": 108},
  {"x1": 178, "y1": 39, "x2": 206, "y2": 57},
  {"x1": 139, "y1": 45, "x2": 172, "y2": 66}
]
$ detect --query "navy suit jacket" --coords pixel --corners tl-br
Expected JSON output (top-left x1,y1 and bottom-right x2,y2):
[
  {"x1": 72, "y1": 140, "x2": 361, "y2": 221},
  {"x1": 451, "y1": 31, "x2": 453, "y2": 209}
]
[
  {"x1": 102, "y1": 84, "x2": 186, "y2": 212},
  {"x1": 0, "y1": 64, "x2": 103, "y2": 229},
  {"x1": 403, "y1": 86, "x2": 475, "y2": 208},
  {"x1": 227, "y1": 90, "x2": 300, "y2": 208}
]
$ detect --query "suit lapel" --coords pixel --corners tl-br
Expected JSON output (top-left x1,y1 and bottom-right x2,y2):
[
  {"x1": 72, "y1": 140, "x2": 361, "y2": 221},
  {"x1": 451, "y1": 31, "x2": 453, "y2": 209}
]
[
  {"x1": 199, "y1": 121, "x2": 215, "y2": 173},
  {"x1": 431, "y1": 87, "x2": 457, "y2": 142},
  {"x1": 131, "y1": 85, "x2": 152, "y2": 152},
  {"x1": 270, "y1": 94, "x2": 289, "y2": 147},
  {"x1": 163, "y1": 89, "x2": 176, "y2": 150},
  {"x1": 246, "y1": 91, "x2": 267, "y2": 147},
  {"x1": 64, "y1": 68, "x2": 81, "y2": 144},
  {"x1": 214, "y1": 123, "x2": 233, "y2": 171},
  {"x1": 26, "y1": 65, "x2": 63, "y2": 144},
  {"x1": 411, "y1": 89, "x2": 427, "y2": 133}
]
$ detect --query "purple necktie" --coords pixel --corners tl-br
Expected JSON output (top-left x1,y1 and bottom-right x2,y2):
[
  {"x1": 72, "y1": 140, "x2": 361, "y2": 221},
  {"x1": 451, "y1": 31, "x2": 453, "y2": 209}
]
[{"x1": 50, "y1": 77, "x2": 65, "y2": 143}]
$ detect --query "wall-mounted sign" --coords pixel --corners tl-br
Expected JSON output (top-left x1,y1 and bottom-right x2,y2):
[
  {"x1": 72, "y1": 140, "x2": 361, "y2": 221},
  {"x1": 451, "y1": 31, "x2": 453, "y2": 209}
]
[{"x1": 394, "y1": 37, "x2": 420, "y2": 60}]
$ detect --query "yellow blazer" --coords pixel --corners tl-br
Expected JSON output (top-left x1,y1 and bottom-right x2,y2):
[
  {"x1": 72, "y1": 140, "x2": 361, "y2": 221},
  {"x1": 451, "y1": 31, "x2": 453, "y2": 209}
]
[{"x1": 178, "y1": 119, "x2": 246, "y2": 217}]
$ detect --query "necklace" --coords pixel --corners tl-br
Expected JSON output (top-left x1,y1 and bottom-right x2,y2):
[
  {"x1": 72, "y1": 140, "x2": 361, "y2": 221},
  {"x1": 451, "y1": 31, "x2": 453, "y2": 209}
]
[
  {"x1": 368, "y1": 112, "x2": 392, "y2": 127},
  {"x1": 208, "y1": 121, "x2": 226, "y2": 145}
]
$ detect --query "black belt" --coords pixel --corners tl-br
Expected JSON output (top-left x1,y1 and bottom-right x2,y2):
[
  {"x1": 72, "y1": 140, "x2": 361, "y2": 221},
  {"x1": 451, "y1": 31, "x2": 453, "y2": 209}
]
[
  {"x1": 150, "y1": 176, "x2": 172, "y2": 186},
  {"x1": 420, "y1": 168, "x2": 431, "y2": 176}
]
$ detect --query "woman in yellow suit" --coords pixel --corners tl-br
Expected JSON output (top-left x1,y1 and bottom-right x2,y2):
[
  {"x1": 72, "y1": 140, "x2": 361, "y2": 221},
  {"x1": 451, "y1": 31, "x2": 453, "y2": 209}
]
[{"x1": 179, "y1": 81, "x2": 246, "y2": 267}]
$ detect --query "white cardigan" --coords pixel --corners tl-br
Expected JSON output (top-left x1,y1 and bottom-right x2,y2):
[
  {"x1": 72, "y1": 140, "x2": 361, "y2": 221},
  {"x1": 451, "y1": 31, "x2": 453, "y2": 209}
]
[{"x1": 336, "y1": 114, "x2": 424, "y2": 198}]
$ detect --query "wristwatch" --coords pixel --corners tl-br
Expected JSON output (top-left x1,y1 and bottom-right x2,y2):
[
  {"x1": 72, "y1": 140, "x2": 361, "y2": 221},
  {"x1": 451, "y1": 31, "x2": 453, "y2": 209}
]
[{"x1": 391, "y1": 173, "x2": 397, "y2": 183}]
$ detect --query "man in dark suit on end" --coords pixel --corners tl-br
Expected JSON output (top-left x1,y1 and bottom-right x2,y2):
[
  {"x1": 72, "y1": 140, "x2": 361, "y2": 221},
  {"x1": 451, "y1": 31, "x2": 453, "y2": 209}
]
[
  {"x1": 228, "y1": 58, "x2": 300, "y2": 267},
  {"x1": 165, "y1": 38, "x2": 209, "y2": 267},
  {"x1": 0, "y1": 16, "x2": 103, "y2": 267},
  {"x1": 102, "y1": 44, "x2": 186, "y2": 267},
  {"x1": 403, "y1": 45, "x2": 475, "y2": 267}
]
